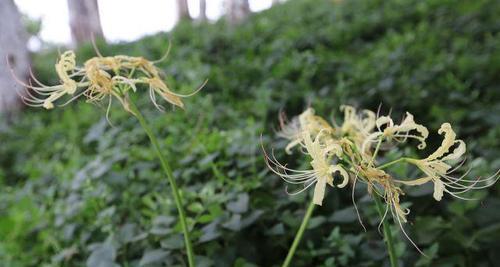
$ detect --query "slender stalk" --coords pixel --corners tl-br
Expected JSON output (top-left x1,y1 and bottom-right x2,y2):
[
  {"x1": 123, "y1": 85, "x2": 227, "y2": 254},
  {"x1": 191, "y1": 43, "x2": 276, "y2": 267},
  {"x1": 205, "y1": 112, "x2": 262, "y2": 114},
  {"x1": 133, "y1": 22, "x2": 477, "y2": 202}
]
[
  {"x1": 370, "y1": 138, "x2": 383, "y2": 166},
  {"x1": 373, "y1": 194, "x2": 398, "y2": 267},
  {"x1": 282, "y1": 200, "x2": 315, "y2": 267},
  {"x1": 369, "y1": 137, "x2": 397, "y2": 267},
  {"x1": 378, "y1": 157, "x2": 407, "y2": 170},
  {"x1": 128, "y1": 100, "x2": 195, "y2": 267}
]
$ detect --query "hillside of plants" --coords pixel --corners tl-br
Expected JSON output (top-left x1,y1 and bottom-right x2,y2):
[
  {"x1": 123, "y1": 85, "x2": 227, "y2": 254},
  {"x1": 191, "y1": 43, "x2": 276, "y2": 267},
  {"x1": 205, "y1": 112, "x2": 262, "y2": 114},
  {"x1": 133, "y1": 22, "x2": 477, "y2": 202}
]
[{"x1": 1, "y1": 0, "x2": 499, "y2": 266}]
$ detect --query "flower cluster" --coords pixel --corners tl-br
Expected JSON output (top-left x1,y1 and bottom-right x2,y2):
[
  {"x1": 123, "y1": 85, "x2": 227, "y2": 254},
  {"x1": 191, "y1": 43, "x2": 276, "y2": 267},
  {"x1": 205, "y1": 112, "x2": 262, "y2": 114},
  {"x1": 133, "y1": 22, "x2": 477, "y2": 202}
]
[
  {"x1": 13, "y1": 49, "x2": 204, "y2": 114},
  {"x1": 10, "y1": 46, "x2": 204, "y2": 266},
  {"x1": 265, "y1": 105, "x2": 499, "y2": 225}
]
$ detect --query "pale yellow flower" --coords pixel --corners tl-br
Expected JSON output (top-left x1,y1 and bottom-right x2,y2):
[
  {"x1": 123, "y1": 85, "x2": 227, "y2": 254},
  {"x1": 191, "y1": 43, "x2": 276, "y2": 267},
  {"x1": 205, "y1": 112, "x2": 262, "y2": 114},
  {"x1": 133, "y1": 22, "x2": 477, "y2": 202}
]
[
  {"x1": 400, "y1": 123, "x2": 499, "y2": 201},
  {"x1": 54, "y1": 51, "x2": 78, "y2": 94},
  {"x1": 355, "y1": 165, "x2": 409, "y2": 222},
  {"x1": 13, "y1": 48, "x2": 203, "y2": 113},
  {"x1": 144, "y1": 76, "x2": 205, "y2": 111},
  {"x1": 339, "y1": 105, "x2": 376, "y2": 141},
  {"x1": 362, "y1": 112, "x2": 429, "y2": 154},
  {"x1": 338, "y1": 105, "x2": 377, "y2": 161},
  {"x1": 266, "y1": 105, "x2": 498, "y2": 256},
  {"x1": 278, "y1": 108, "x2": 335, "y2": 154},
  {"x1": 83, "y1": 57, "x2": 117, "y2": 101},
  {"x1": 84, "y1": 54, "x2": 200, "y2": 111},
  {"x1": 264, "y1": 130, "x2": 348, "y2": 206},
  {"x1": 13, "y1": 51, "x2": 86, "y2": 109}
]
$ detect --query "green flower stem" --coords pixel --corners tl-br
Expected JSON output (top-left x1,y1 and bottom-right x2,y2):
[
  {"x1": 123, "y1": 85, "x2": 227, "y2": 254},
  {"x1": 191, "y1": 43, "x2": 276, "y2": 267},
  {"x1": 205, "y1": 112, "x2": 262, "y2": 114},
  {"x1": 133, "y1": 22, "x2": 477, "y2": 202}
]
[
  {"x1": 373, "y1": 194, "x2": 398, "y2": 267},
  {"x1": 282, "y1": 200, "x2": 316, "y2": 267},
  {"x1": 378, "y1": 157, "x2": 408, "y2": 170},
  {"x1": 369, "y1": 137, "x2": 397, "y2": 267},
  {"x1": 370, "y1": 138, "x2": 383, "y2": 166},
  {"x1": 128, "y1": 100, "x2": 195, "y2": 267}
]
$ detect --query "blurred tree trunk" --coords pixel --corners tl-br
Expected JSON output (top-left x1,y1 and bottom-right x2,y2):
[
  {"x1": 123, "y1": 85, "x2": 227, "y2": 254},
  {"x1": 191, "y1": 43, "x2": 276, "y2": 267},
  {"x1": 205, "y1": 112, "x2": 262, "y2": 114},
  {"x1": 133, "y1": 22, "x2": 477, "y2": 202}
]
[
  {"x1": 177, "y1": 0, "x2": 191, "y2": 21},
  {"x1": 0, "y1": 0, "x2": 29, "y2": 113},
  {"x1": 67, "y1": 0, "x2": 104, "y2": 46},
  {"x1": 198, "y1": 0, "x2": 207, "y2": 22},
  {"x1": 226, "y1": 0, "x2": 250, "y2": 25},
  {"x1": 272, "y1": 0, "x2": 280, "y2": 5}
]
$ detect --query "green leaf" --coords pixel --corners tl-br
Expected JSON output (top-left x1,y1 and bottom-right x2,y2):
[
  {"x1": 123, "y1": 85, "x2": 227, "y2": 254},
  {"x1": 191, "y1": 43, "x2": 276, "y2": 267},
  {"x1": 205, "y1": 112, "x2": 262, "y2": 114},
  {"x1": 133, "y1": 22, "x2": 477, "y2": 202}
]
[
  {"x1": 226, "y1": 193, "x2": 249, "y2": 214},
  {"x1": 86, "y1": 243, "x2": 118, "y2": 267},
  {"x1": 161, "y1": 235, "x2": 184, "y2": 250},
  {"x1": 139, "y1": 249, "x2": 170, "y2": 266},
  {"x1": 307, "y1": 216, "x2": 327, "y2": 229},
  {"x1": 188, "y1": 202, "x2": 204, "y2": 213},
  {"x1": 329, "y1": 206, "x2": 358, "y2": 223}
]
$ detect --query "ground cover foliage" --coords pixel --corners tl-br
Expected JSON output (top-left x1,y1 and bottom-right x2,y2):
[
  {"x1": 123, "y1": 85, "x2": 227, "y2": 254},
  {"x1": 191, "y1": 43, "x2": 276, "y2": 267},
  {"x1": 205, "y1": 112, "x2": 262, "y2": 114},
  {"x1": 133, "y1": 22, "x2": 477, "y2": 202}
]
[{"x1": 0, "y1": 0, "x2": 499, "y2": 266}]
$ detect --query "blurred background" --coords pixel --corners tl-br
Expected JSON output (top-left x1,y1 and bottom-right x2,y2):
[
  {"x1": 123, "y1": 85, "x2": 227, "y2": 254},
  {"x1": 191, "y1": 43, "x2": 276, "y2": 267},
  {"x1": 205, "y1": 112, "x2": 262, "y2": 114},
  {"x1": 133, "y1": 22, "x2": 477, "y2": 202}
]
[
  {"x1": 13, "y1": 0, "x2": 276, "y2": 49},
  {"x1": 0, "y1": 0, "x2": 499, "y2": 266}
]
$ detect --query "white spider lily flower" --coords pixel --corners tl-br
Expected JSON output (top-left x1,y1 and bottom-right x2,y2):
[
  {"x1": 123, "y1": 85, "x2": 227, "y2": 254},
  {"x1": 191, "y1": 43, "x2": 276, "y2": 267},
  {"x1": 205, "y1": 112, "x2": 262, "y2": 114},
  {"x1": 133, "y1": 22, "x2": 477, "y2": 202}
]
[
  {"x1": 278, "y1": 108, "x2": 335, "y2": 154},
  {"x1": 264, "y1": 131, "x2": 349, "y2": 206},
  {"x1": 339, "y1": 105, "x2": 376, "y2": 140},
  {"x1": 339, "y1": 105, "x2": 377, "y2": 161},
  {"x1": 401, "y1": 123, "x2": 499, "y2": 201},
  {"x1": 362, "y1": 112, "x2": 429, "y2": 154},
  {"x1": 54, "y1": 51, "x2": 78, "y2": 94},
  {"x1": 12, "y1": 51, "x2": 84, "y2": 109},
  {"x1": 12, "y1": 47, "x2": 204, "y2": 114}
]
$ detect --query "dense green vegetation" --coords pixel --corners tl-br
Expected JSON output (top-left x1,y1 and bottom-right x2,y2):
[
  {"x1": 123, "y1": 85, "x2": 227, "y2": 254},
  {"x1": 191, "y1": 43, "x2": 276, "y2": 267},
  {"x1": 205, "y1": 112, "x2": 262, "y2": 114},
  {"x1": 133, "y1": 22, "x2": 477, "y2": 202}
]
[{"x1": 1, "y1": 0, "x2": 499, "y2": 266}]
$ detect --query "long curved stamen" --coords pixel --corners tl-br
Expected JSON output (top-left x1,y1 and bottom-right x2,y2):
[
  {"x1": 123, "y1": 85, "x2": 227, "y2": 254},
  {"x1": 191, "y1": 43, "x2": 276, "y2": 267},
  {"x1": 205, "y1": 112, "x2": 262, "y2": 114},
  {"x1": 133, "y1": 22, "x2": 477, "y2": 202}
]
[
  {"x1": 262, "y1": 144, "x2": 316, "y2": 184},
  {"x1": 444, "y1": 189, "x2": 478, "y2": 201},
  {"x1": 446, "y1": 169, "x2": 500, "y2": 184},
  {"x1": 10, "y1": 67, "x2": 61, "y2": 92},
  {"x1": 285, "y1": 179, "x2": 317, "y2": 195},
  {"x1": 91, "y1": 33, "x2": 104, "y2": 58},
  {"x1": 105, "y1": 96, "x2": 115, "y2": 127},
  {"x1": 445, "y1": 158, "x2": 467, "y2": 174},
  {"x1": 167, "y1": 79, "x2": 208, "y2": 98},
  {"x1": 440, "y1": 168, "x2": 472, "y2": 185},
  {"x1": 149, "y1": 87, "x2": 165, "y2": 111},
  {"x1": 269, "y1": 151, "x2": 313, "y2": 174},
  {"x1": 377, "y1": 199, "x2": 390, "y2": 235},
  {"x1": 29, "y1": 68, "x2": 51, "y2": 87},
  {"x1": 393, "y1": 203, "x2": 427, "y2": 256},
  {"x1": 351, "y1": 174, "x2": 367, "y2": 232},
  {"x1": 60, "y1": 90, "x2": 86, "y2": 107}
]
